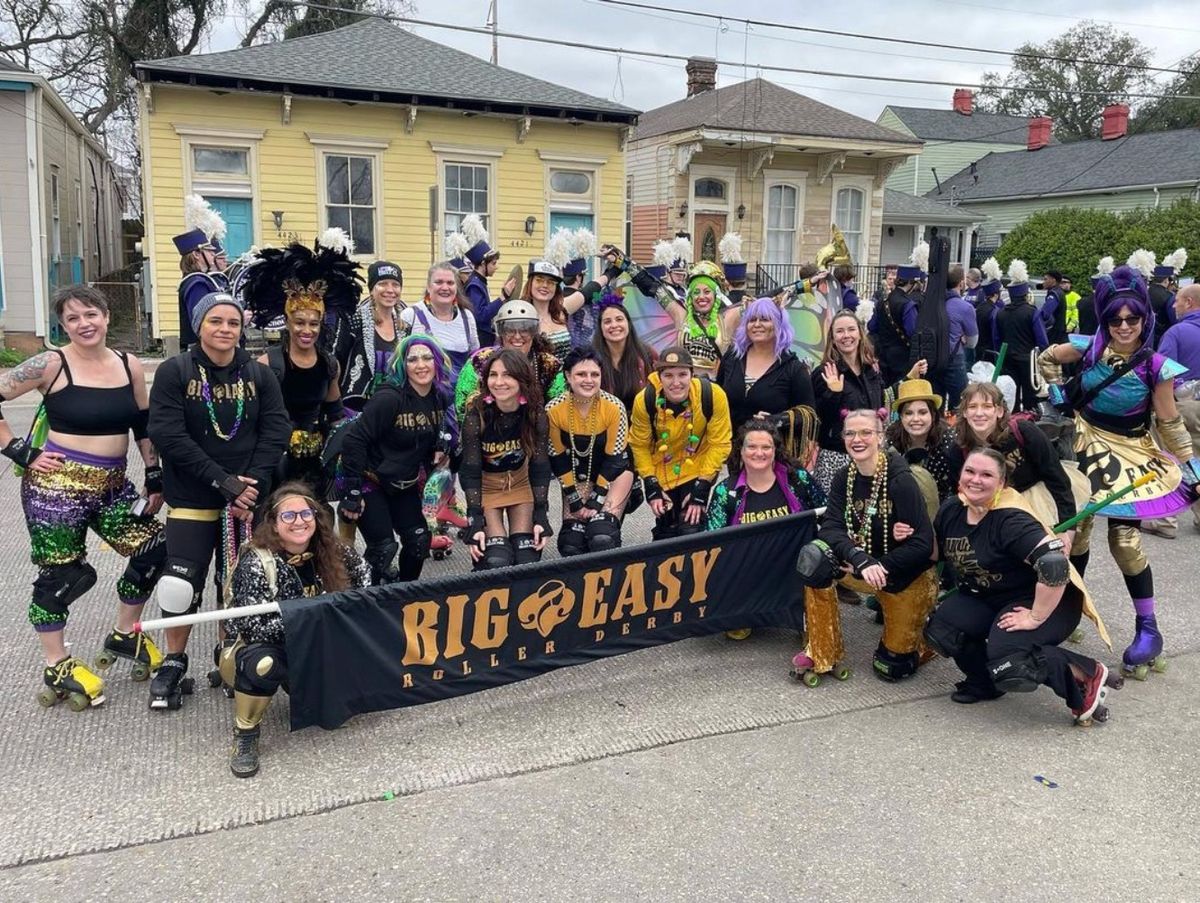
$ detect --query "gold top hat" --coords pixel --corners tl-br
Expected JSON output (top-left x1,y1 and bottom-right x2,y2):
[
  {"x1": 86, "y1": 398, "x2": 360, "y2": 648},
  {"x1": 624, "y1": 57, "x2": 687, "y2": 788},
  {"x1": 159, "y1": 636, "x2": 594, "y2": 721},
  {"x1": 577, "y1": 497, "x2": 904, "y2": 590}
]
[{"x1": 892, "y1": 378, "x2": 943, "y2": 412}]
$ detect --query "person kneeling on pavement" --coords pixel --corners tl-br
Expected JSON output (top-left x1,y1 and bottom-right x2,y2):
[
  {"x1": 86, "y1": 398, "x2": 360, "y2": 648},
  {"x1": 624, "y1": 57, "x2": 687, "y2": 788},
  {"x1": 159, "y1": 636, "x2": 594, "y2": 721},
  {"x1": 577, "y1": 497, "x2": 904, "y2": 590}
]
[
  {"x1": 792, "y1": 409, "x2": 939, "y2": 684},
  {"x1": 224, "y1": 482, "x2": 370, "y2": 777},
  {"x1": 924, "y1": 448, "x2": 1115, "y2": 724}
]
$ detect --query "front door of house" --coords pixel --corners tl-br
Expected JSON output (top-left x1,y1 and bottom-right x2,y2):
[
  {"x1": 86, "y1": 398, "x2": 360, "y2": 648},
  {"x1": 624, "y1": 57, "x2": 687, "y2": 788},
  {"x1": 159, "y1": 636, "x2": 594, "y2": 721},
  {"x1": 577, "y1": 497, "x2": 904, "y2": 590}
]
[
  {"x1": 693, "y1": 213, "x2": 726, "y2": 263},
  {"x1": 204, "y1": 196, "x2": 253, "y2": 260}
]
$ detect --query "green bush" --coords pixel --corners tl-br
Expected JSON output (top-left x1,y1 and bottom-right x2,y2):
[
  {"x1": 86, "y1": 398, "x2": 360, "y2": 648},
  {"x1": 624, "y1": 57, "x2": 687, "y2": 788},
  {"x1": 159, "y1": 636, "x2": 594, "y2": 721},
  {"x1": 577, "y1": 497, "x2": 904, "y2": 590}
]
[{"x1": 998, "y1": 199, "x2": 1200, "y2": 295}]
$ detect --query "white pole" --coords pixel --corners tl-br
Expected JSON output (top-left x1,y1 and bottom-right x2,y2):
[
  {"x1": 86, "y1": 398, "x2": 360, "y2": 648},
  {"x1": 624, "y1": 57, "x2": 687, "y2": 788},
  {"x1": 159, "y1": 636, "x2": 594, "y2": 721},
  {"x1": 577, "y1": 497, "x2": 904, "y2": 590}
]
[{"x1": 135, "y1": 601, "x2": 281, "y2": 633}]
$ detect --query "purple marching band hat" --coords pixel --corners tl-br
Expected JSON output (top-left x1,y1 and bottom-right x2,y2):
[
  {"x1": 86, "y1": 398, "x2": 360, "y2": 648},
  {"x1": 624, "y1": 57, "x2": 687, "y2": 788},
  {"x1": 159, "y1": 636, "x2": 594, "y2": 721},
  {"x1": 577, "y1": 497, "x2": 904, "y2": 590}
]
[
  {"x1": 461, "y1": 214, "x2": 499, "y2": 267},
  {"x1": 173, "y1": 194, "x2": 227, "y2": 256},
  {"x1": 720, "y1": 232, "x2": 747, "y2": 283}
]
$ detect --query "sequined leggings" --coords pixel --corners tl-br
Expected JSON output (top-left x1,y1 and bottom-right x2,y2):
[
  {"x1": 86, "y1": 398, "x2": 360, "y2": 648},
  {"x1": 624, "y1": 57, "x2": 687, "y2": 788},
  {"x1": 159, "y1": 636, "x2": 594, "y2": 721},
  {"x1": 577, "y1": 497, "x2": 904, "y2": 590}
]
[{"x1": 21, "y1": 441, "x2": 162, "y2": 630}]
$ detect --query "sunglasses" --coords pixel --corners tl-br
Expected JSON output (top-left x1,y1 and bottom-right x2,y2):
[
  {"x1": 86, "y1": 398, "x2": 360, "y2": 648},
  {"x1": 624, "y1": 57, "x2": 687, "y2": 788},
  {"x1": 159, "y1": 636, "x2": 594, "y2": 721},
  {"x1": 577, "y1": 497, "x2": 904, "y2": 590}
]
[
  {"x1": 1107, "y1": 315, "x2": 1142, "y2": 327},
  {"x1": 277, "y1": 508, "x2": 316, "y2": 524}
]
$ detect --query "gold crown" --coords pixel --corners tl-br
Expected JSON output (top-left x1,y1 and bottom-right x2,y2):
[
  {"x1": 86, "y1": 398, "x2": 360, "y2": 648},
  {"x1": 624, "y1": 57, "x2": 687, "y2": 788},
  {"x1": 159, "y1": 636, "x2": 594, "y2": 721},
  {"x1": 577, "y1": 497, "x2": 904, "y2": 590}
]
[{"x1": 282, "y1": 278, "x2": 327, "y2": 317}]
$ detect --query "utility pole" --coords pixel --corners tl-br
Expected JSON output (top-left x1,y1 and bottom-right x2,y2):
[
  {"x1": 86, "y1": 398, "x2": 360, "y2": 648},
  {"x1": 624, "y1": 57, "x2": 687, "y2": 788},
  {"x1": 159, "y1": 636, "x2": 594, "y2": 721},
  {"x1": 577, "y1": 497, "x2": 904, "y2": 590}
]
[{"x1": 487, "y1": 0, "x2": 498, "y2": 65}]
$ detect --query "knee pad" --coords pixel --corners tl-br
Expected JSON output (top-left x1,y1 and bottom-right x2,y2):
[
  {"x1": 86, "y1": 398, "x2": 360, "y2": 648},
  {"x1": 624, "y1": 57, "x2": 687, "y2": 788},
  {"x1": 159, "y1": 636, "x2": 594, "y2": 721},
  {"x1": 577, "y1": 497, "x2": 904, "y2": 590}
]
[
  {"x1": 872, "y1": 644, "x2": 919, "y2": 682},
  {"x1": 156, "y1": 572, "x2": 201, "y2": 616},
  {"x1": 31, "y1": 561, "x2": 98, "y2": 620},
  {"x1": 216, "y1": 636, "x2": 243, "y2": 689},
  {"x1": 120, "y1": 532, "x2": 167, "y2": 597},
  {"x1": 1108, "y1": 523, "x2": 1148, "y2": 576},
  {"x1": 398, "y1": 524, "x2": 432, "y2": 562},
  {"x1": 557, "y1": 521, "x2": 589, "y2": 557},
  {"x1": 510, "y1": 533, "x2": 541, "y2": 566},
  {"x1": 481, "y1": 536, "x2": 515, "y2": 570},
  {"x1": 677, "y1": 520, "x2": 704, "y2": 537},
  {"x1": 923, "y1": 613, "x2": 969, "y2": 659},
  {"x1": 584, "y1": 512, "x2": 622, "y2": 552},
  {"x1": 364, "y1": 540, "x2": 399, "y2": 583},
  {"x1": 988, "y1": 649, "x2": 1046, "y2": 693},
  {"x1": 650, "y1": 522, "x2": 677, "y2": 542},
  {"x1": 234, "y1": 643, "x2": 287, "y2": 696},
  {"x1": 796, "y1": 539, "x2": 839, "y2": 589}
]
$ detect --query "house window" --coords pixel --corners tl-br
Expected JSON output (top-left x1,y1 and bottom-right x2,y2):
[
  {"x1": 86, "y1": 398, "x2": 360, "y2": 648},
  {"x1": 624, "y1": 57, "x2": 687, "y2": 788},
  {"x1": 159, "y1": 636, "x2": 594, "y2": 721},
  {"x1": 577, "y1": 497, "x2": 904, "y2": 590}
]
[
  {"x1": 193, "y1": 147, "x2": 249, "y2": 176},
  {"x1": 444, "y1": 162, "x2": 489, "y2": 234},
  {"x1": 835, "y1": 187, "x2": 865, "y2": 262},
  {"x1": 50, "y1": 167, "x2": 61, "y2": 260},
  {"x1": 765, "y1": 184, "x2": 798, "y2": 266},
  {"x1": 325, "y1": 153, "x2": 376, "y2": 254},
  {"x1": 695, "y1": 178, "x2": 726, "y2": 201},
  {"x1": 550, "y1": 170, "x2": 591, "y2": 195}
]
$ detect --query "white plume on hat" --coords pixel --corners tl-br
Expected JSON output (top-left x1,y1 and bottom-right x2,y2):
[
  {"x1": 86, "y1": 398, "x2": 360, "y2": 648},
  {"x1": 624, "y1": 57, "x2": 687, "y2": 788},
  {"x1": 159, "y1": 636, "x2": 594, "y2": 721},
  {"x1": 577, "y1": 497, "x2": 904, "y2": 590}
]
[
  {"x1": 910, "y1": 241, "x2": 929, "y2": 273},
  {"x1": 968, "y1": 360, "x2": 1017, "y2": 412},
  {"x1": 569, "y1": 228, "x2": 598, "y2": 261},
  {"x1": 652, "y1": 240, "x2": 676, "y2": 268},
  {"x1": 461, "y1": 213, "x2": 490, "y2": 247},
  {"x1": 1126, "y1": 248, "x2": 1156, "y2": 278},
  {"x1": 1096, "y1": 256, "x2": 1115, "y2": 276},
  {"x1": 981, "y1": 257, "x2": 1002, "y2": 283},
  {"x1": 855, "y1": 298, "x2": 875, "y2": 328},
  {"x1": 1163, "y1": 247, "x2": 1188, "y2": 271},
  {"x1": 1007, "y1": 258, "x2": 1029, "y2": 285},
  {"x1": 671, "y1": 235, "x2": 693, "y2": 266},
  {"x1": 443, "y1": 231, "x2": 469, "y2": 259},
  {"x1": 317, "y1": 226, "x2": 355, "y2": 257},
  {"x1": 183, "y1": 193, "x2": 227, "y2": 241},
  {"x1": 545, "y1": 228, "x2": 573, "y2": 269},
  {"x1": 718, "y1": 232, "x2": 744, "y2": 264}
]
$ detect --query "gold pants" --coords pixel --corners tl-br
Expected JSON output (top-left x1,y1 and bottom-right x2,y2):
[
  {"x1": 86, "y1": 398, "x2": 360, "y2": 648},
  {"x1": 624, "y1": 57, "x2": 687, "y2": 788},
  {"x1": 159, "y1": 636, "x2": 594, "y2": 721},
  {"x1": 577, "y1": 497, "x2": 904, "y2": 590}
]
[{"x1": 803, "y1": 568, "x2": 939, "y2": 673}]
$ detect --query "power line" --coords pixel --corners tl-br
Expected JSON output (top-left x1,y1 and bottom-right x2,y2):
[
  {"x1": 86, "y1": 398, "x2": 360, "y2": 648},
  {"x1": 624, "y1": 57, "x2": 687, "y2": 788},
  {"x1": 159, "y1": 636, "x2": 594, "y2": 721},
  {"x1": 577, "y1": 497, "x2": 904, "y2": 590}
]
[
  {"x1": 930, "y1": 0, "x2": 1200, "y2": 34},
  {"x1": 286, "y1": 3, "x2": 1200, "y2": 101},
  {"x1": 596, "y1": 0, "x2": 1197, "y2": 75}
]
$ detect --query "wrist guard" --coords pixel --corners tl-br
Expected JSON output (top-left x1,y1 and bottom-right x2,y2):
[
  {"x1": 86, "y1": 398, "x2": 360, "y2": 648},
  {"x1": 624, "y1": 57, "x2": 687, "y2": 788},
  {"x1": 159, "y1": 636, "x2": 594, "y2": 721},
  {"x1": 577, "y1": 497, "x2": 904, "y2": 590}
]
[
  {"x1": 1037, "y1": 346, "x2": 1064, "y2": 385},
  {"x1": 143, "y1": 465, "x2": 163, "y2": 495},
  {"x1": 465, "y1": 510, "x2": 486, "y2": 541},
  {"x1": 215, "y1": 474, "x2": 246, "y2": 502},
  {"x1": 688, "y1": 479, "x2": 713, "y2": 508},
  {"x1": 2, "y1": 437, "x2": 42, "y2": 468},
  {"x1": 849, "y1": 550, "x2": 876, "y2": 576},
  {"x1": 533, "y1": 504, "x2": 553, "y2": 538},
  {"x1": 338, "y1": 489, "x2": 364, "y2": 517},
  {"x1": 584, "y1": 486, "x2": 607, "y2": 512},
  {"x1": 642, "y1": 476, "x2": 664, "y2": 504},
  {"x1": 632, "y1": 269, "x2": 657, "y2": 296},
  {"x1": 1156, "y1": 414, "x2": 1195, "y2": 464},
  {"x1": 564, "y1": 487, "x2": 585, "y2": 513}
]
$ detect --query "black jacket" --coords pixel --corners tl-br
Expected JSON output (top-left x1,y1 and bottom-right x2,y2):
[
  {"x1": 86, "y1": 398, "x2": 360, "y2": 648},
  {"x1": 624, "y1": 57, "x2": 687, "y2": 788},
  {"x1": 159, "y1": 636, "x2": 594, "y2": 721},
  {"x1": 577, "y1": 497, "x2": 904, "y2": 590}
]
[
  {"x1": 997, "y1": 299, "x2": 1041, "y2": 358},
  {"x1": 148, "y1": 346, "x2": 291, "y2": 509},
  {"x1": 1149, "y1": 282, "x2": 1174, "y2": 348},
  {"x1": 716, "y1": 348, "x2": 816, "y2": 437},
  {"x1": 339, "y1": 383, "x2": 452, "y2": 491},
  {"x1": 819, "y1": 449, "x2": 933, "y2": 592},
  {"x1": 812, "y1": 358, "x2": 886, "y2": 452}
]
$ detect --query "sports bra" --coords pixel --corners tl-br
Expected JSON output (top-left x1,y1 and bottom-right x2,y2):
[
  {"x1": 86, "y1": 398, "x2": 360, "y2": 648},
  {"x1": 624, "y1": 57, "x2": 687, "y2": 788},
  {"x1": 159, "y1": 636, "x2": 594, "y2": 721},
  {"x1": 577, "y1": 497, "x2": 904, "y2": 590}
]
[{"x1": 43, "y1": 350, "x2": 143, "y2": 437}]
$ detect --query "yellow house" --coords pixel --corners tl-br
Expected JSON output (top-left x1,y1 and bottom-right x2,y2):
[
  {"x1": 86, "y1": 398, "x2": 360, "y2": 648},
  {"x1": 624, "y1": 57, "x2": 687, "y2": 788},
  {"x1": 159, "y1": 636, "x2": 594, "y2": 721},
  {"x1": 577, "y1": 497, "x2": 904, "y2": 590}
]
[{"x1": 136, "y1": 19, "x2": 638, "y2": 346}]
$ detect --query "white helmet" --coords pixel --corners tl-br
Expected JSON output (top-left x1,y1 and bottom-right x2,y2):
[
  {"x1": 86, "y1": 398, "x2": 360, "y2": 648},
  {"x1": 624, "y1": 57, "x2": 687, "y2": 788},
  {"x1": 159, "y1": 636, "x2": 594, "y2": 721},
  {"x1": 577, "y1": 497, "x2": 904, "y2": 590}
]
[{"x1": 494, "y1": 299, "x2": 538, "y2": 333}]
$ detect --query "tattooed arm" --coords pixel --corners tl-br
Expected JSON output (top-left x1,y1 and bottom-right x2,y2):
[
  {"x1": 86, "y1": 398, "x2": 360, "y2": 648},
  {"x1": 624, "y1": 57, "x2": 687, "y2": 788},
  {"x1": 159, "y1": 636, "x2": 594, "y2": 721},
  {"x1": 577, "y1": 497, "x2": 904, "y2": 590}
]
[{"x1": 0, "y1": 351, "x2": 61, "y2": 401}]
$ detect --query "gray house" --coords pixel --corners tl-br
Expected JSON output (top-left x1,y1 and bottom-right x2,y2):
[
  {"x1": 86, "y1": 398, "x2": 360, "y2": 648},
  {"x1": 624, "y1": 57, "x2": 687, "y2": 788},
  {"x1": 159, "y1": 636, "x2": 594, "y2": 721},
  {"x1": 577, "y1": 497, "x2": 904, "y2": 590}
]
[
  {"x1": 0, "y1": 57, "x2": 126, "y2": 349},
  {"x1": 930, "y1": 111, "x2": 1200, "y2": 248},
  {"x1": 880, "y1": 189, "x2": 984, "y2": 269}
]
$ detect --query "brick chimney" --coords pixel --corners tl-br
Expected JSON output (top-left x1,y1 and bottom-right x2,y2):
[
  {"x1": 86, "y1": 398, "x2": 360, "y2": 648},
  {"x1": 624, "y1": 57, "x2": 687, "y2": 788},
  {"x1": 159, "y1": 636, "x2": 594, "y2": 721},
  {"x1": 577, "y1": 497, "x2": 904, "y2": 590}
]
[
  {"x1": 1027, "y1": 116, "x2": 1052, "y2": 151},
  {"x1": 1102, "y1": 103, "x2": 1130, "y2": 140},
  {"x1": 686, "y1": 56, "x2": 717, "y2": 97},
  {"x1": 952, "y1": 88, "x2": 974, "y2": 115}
]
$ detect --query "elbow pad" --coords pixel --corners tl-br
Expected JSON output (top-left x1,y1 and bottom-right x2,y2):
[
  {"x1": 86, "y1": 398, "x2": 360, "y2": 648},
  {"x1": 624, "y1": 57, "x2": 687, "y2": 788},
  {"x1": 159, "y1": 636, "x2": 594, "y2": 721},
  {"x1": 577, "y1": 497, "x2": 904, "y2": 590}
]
[
  {"x1": 1029, "y1": 539, "x2": 1069, "y2": 587},
  {"x1": 1037, "y1": 347, "x2": 1063, "y2": 385}
]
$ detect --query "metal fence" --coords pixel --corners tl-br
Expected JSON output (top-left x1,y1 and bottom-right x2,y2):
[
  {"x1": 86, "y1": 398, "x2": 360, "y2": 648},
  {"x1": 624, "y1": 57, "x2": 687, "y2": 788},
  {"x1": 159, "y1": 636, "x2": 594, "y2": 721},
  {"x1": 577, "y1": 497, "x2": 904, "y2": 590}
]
[
  {"x1": 90, "y1": 282, "x2": 146, "y2": 352},
  {"x1": 754, "y1": 263, "x2": 891, "y2": 298}
]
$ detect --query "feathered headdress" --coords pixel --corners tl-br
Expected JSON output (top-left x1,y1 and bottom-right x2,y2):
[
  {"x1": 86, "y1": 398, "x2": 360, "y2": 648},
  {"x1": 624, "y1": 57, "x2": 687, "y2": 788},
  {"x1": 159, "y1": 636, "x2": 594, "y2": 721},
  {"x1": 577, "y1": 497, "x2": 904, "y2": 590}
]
[
  {"x1": 652, "y1": 240, "x2": 676, "y2": 269},
  {"x1": 569, "y1": 228, "x2": 598, "y2": 261},
  {"x1": 184, "y1": 194, "x2": 227, "y2": 243},
  {"x1": 461, "y1": 214, "x2": 489, "y2": 248},
  {"x1": 981, "y1": 257, "x2": 1002, "y2": 285},
  {"x1": 1096, "y1": 256, "x2": 1115, "y2": 277},
  {"x1": 443, "y1": 231, "x2": 470, "y2": 270},
  {"x1": 670, "y1": 235, "x2": 693, "y2": 269},
  {"x1": 1007, "y1": 259, "x2": 1028, "y2": 284},
  {"x1": 242, "y1": 233, "x2": 363, "y2": 328},
  {"x1": 910, "y1": 241, "x2": 930, "y2": 275},
  {"x1": 545, "y1": 228, "x2": 574, "y2": 270},
  {"x1": 718, "y1": 233, "x2": 744, "y2": 265},
  {"x1": 1160, "y1": 247, "x2": 1188, "y2": 277},
  {"x1": 1126, "y1": 248, "x2": 1156, "y2": 278}
]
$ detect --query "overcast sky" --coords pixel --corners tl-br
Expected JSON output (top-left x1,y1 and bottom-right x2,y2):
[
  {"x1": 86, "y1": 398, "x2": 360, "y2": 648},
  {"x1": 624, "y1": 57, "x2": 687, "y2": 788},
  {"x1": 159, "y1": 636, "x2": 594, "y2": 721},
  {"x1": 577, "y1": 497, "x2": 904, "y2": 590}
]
[{"x1": 205, "y1": 0, "x2": 1199, "y2": 120}]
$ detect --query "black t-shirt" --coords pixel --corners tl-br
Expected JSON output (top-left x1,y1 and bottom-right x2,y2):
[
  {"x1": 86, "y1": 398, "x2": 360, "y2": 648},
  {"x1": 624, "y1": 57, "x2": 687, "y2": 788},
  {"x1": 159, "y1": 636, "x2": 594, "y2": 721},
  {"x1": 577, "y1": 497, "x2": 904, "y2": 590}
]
[
  {"x1": 934, "y1": 499, "x2": 1048, "y2": 608},
  {"x1": 739, "y1": 481, "x2": 791, "y2": 523}
]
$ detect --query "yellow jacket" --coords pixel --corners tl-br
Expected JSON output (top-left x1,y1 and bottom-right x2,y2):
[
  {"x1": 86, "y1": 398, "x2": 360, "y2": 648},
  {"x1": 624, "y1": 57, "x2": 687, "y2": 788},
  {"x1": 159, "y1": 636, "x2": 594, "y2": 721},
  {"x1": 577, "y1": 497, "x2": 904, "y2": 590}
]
[{"x1": 630, "y1": 372, "x2": 732, "y2": 491}]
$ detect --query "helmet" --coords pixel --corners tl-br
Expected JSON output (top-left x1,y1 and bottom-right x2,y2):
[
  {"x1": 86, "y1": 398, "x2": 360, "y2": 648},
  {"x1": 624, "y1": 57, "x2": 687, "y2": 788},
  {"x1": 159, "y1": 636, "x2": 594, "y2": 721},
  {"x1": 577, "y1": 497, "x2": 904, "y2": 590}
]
[{"x1": 494, "y1": 299, "x2": 538, "y2": 333}]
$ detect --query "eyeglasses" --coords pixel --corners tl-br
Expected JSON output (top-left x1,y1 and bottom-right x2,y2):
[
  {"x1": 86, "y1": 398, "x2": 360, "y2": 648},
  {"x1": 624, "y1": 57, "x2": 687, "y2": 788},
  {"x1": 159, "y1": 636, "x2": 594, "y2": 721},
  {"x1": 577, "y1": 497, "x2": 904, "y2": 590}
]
[
  {"x1": 406, "y1": 352, "x2": 436, "y2": 363},
  {"x1": 841, "y1": 429, "x2": 879, "y2": 440},
  {"x1": 277, "y1": 508, "x2": 316, "y2": 524},
  {"x1": 1107, "y1": 315, "x2": 1142, "y2": 327}
]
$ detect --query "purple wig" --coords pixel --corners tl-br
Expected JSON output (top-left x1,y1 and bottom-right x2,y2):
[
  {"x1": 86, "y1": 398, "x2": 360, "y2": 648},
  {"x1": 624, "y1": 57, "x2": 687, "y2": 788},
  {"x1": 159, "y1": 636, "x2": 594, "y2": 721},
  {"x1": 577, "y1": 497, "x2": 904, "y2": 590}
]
[
  {"x1": 387, "y1": 334, "x2": 454, "y2": 400},
  {"x1": 734, "y1": 297, "x2": 794, "y2": 358},
  {"x1": 1085, "y1": 265, "x2": 1153, "y2": 367}
]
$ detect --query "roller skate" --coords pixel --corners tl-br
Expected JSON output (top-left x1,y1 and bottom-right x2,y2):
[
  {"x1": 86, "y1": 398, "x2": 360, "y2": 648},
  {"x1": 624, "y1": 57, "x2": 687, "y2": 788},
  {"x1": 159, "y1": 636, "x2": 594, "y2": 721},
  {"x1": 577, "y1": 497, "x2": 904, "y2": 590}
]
[
  {"x1": 230, "y1": 726, "x2": 261, "y2": 778},
  {"x1": 38, "y1": 657, "x2": 106, "y2": 710},
  {"x1": 148, "y1": 652, "x2": 195, "y2": 710},
  {"x1": 94, "y1": 628, "x2": 163, "y2": 682},
  {"x1": 1121, "y1": 615, "x2": 1167, "y2": 681},
  {"x1": 207, "y1": 639, "x2": 236, "y2": 698},
  {"x1": 1072, "y1": 662, "x2": 1121, "y2": 726},
  {"x1": 430, "y1": 532, "x2": 454, "y2": 561},
  {"x1": 789, "y1": 652, "x2": 850, "y2": 688}
]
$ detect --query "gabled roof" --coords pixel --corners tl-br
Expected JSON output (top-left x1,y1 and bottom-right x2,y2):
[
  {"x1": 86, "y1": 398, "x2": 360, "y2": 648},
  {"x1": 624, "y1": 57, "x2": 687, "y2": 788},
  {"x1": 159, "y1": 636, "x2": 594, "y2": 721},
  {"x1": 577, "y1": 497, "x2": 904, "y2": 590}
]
[
  {"x1": 137, "y1": 18, "x2": 638, "y2": 122},
  {"x1": 884, "y1": 105, "x2": 1055, "y2": 145},
  {"x1": 929, "y1": 128, "x2": 1200, "y2": 202},
  {"x1": 634, "y1": 78, "x2": 917, "y2": 145},
  {"x1": 883, "y1": 189, "x2": 983, "y2": 223},
  {"x1": 0, "y1": 55, "x2": 30, "y2": 74}
]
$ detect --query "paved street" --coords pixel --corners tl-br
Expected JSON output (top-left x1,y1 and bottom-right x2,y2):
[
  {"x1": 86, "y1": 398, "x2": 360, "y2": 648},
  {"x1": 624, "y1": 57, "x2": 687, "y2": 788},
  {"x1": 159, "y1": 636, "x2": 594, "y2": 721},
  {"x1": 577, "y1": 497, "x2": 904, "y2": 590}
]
[{"x1": 0, "y1": 391, "x2": 1197, "y2": 901}]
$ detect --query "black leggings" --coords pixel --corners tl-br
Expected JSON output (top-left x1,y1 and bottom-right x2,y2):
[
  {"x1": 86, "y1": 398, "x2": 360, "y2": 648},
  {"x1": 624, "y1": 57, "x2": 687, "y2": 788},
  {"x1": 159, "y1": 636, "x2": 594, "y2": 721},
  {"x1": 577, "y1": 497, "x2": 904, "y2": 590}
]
[
  {"x1": 164, "y1": 512, "x2": 243, "y2": 606},
  {"x1": 929, "y1": 590, "x2": 1095, "y2": 708},
  {"x1": 650, "y1": 484, "x2": 707, "y2": 541},
  {"x1": 356, "y1": 486, "x2": 430, "y2": 583}
]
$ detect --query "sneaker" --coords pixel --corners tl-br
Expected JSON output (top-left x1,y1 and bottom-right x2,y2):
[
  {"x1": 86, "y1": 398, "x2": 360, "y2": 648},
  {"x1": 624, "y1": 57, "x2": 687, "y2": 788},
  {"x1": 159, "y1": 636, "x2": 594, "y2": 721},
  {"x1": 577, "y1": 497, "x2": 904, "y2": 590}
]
[
  {"x1": 1071, "y1": 662, "x2": 1109, "y2": 722},
  {"x1": 230, "y1": 727, "x2": 260, "y2": 778},
  {"x1": 951, "y1": 681, "x2": 1004, "y2": 704},
  {"x1": 1140, "y1": 519, "x2": 1177, "y2": 540}
]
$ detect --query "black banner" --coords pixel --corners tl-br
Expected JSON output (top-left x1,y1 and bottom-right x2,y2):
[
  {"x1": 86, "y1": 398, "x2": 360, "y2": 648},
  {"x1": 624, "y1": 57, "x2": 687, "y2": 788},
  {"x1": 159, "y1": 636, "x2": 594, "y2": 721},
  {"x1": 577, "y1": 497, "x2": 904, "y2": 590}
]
[{"x1": 282, "y1": 514, "x2": 814, "y2": 730}]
